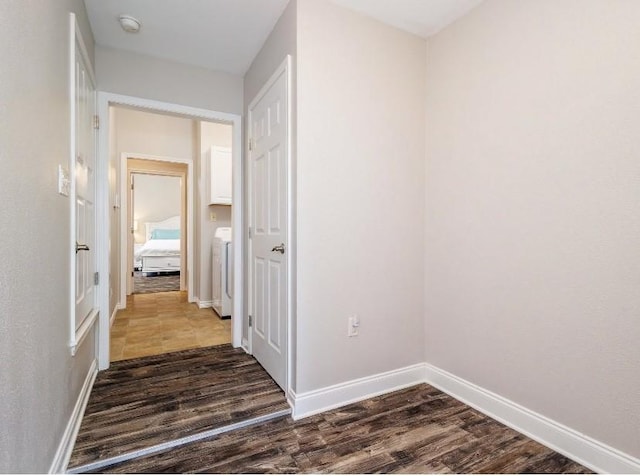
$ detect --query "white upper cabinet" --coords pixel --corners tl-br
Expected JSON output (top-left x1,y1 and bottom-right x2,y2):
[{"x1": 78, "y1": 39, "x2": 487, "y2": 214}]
[{"x1": 207, "y1": 146, "x2": 232, "y2": 205}]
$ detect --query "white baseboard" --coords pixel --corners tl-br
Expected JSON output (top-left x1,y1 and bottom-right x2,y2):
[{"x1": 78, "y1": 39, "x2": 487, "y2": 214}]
[
  {"x1": 198, "y1": 300, "x2": 213, "y2": 309},
  {"x1": 291, "y1": 363, "x2": 425, "y2": 420},
  {"x1": 49, "y1": 359, "x2": 98, "y2": 474},
  {"x1": 109, "y1": 306, "x2": 118, "y2": 327},
  {"x1": 424, "y1": 364, "x2": 640, "y2": 474}
]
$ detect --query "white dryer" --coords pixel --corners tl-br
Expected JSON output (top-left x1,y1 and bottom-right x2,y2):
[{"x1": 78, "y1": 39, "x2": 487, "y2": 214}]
[{"x1": 212, "y1": 227, "x2": 232, "y2": 318}]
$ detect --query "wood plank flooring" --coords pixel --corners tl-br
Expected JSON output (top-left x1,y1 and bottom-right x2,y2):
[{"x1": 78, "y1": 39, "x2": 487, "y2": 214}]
[
  {"x1": 68, "y1": 345, "x2": 289, "y2": 472},
  {"x1": 110, "y1": 291, "x2": 231, "y2": 361},
  {"x1": 99, "y1": 385, "x2": 591, "y2": 474}
]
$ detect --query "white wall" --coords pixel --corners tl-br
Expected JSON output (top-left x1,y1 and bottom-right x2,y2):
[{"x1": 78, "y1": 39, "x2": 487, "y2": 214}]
[
  {"x1": 295, "y1": 0, "x2": 426, "y2": 392},
  {"x1": 424, "y1": 0, "x2": 640, "y2": 459},
  {"x1": 114, "y1": 107, "x2": 196, "y2": 159},
  {"x1": 133, "y1": 174, "x2": 182, "y2": 244},
  {"x1": 0, "y1": 1, "x2": 97, "y2": 472},
  {"x1": 243, "y1": 0, "x2": 298, "y2": 355},
  {"x1": 199, "y1": 122, "x2": 233, "y2": 303},
  {"x1": 96, "y1": 46, "x2": 244, "y2": 115}
]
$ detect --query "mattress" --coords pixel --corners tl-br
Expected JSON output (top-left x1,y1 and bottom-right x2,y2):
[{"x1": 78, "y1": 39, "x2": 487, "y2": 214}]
[{"x1": 134, "y1": 238, "x2": 181, "y2": 259}]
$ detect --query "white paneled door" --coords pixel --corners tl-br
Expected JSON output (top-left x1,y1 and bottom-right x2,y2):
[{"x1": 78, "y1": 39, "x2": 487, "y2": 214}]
[
  {"x1": 73, "y1": 27, "x2": 97, "y2": 340},
  {"x1": 248, "y1": 58, "x2": 290, "y2": 391}
]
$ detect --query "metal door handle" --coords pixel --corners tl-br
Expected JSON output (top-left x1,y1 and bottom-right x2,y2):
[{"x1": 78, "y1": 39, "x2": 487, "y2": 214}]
[
  {"x1": 271, "y1": 243, "x2": 285, "y2": 254},
  {"x1": 76, "y1": 242, "x2": 90, "y2": 253}
]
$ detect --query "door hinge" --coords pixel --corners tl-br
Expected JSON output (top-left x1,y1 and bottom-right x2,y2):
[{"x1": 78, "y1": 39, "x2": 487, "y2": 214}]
[
  {"x1": 94, "y1": 272, "x2": 99, "y2": 285},
  {"x1": 248, "y1": 227, "x2": 252, "y2": 239},
  {"x1": 249, "y1": 138, "x2": 253, "y2": 151},
  {"x1": 93, "y1": 115, "x2": 100, "y2": 130},
  {"x1": 248, "y1": 315, "x2": 252, "y2": 327},
  {"x1": 131, "y1": 271, "x2": 134, "y2": 277}
]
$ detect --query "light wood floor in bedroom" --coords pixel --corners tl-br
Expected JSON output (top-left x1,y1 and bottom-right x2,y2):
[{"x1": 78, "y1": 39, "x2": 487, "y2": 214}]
[{"x1": 110, "y1": 291, "x2": 231, "y2": 361}]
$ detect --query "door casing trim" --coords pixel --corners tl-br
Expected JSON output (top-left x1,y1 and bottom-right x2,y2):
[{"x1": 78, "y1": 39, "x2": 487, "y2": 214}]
[{"x1": 119, "y1": 154, "x2": 192, "y2": 305}]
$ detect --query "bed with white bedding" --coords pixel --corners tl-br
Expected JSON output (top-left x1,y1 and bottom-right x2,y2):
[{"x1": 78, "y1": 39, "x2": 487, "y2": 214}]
[{"x1": 134, "y1": 216, "x2": 182, "y2": 275}]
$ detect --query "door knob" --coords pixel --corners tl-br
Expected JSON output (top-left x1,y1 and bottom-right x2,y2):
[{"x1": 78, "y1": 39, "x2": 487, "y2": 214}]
[
  {"x1": 271, "y1": 243, "x2": 285, "y2": 254},
  {"x1": 76, "y1": 241, "x2": 90, "y2": 253}
]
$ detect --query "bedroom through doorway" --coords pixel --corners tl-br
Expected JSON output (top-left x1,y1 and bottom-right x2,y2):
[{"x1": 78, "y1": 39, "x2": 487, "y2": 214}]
[
  {"x1": 131, "y1": 172, "x2": 183, "y2": 295},
  {"x1": 126, "y1": 158, "x2": 188, "y2": 296}
]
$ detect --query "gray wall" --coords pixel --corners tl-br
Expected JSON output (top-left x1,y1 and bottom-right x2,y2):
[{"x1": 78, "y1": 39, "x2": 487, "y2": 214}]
[
  {"x1": 96, "y1": 46, "x2": 244, "y2": 115},
  {"x1": 0, "y1": 0, "x2": 97, "y2": 472},
  {"x1": 295, "y1": 0, "x2": 426, "y2": 392},
  {"x1": 424, "y1": 0, "x2": 640, "y2": 459}
]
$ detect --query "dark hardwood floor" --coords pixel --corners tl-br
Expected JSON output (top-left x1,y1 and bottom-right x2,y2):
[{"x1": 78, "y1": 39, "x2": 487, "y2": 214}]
[
  {"x1": 68, "y1": 344, "x2": 290, "y2": 472},
  {"x1": 99, "y1": 384, "x2": 592, "y2": 474}
]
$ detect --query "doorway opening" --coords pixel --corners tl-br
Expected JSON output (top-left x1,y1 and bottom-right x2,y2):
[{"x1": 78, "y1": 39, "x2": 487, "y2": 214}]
[
  {"x1": 130, "y1": 169, "x2": 184, "y2": 295},
  {"x1": 80, "y1": 67, "x2": 292, "y2": 472},
  {"x1": 97, "y1": 96, "x2": 244, "y2": 371},
  {"x1": 107, "y1": 104, "x2": 237, "y2": 362}
]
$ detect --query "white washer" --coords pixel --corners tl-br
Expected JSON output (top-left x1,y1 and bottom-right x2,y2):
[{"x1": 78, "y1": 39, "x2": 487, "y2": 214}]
[{"x1": 212, "y1": 227, "x2": 232, "y2": 318}]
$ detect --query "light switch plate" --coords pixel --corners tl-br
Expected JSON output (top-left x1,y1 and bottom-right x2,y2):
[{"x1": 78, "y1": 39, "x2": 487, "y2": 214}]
[{"x1": 58, "y1": 165, "x2": 70, "y2": 196}]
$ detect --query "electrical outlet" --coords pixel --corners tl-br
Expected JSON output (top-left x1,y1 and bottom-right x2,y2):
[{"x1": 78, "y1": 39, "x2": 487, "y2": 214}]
[
  {"x1": 348, "y1": 315, "x2": 360, "y2": 337},
  {"x1": 210, "y1": 211, "x2": 217, "y2": 222}
]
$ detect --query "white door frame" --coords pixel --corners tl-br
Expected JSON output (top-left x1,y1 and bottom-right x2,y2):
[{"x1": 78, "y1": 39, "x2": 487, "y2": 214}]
[
  {"x1": 96, "y1": 92, "x2": 243, "y2": 370},
  {"x1": 119, "y1": 154, "x2": 193, "y2": 305},
  {"x1": 247, "y1": 55, "x2": 295, "y2": 397}
]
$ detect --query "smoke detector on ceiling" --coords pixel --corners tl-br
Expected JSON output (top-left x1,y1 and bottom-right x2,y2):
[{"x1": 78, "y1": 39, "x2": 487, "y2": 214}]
[{"x1": 118, "y1": 14, "x2": 141, "y2": 33}]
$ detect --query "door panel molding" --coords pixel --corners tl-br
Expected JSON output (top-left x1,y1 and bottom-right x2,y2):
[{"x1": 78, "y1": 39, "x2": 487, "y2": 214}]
[
  {"x1": 247, "y1": 56, "x2": 293, "y2": 393},
  {"x1": 119, "y1": 155, "x2": 191, "y2": 304}
]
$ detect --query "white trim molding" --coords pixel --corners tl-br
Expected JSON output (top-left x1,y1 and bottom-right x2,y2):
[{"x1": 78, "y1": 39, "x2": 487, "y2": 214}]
[
  {"x1": 118, "y1": 153, "x2": 194, "y2": 306},
  {"x1": 424, "y1": 364, "x2": 640, "y2": 474},
  {"x1": 291, "y1": 363, "x2": 426, "y2": 420},
  {"x1": 109, "y1": 306, "x2": 119, "y2": 327},
  {"x1": 49, "y1": 359, "x2": 98, "y2": 474},
  {"x1": 70, "y1": 310, "x2": 98, "y2": 356},
  {"x1": 197, "y1": 300, "x2": 213, "y2": 309}
]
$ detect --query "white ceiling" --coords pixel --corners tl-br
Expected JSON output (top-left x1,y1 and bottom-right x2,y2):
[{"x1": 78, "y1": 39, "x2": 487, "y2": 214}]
[
  {"x1": 84, "y1": 0, "x2": 482, "y2": 76},
  {"x1": 331, "y1": 0, "x2": 484, "y2": 38},
  {"x1": 83, "y1": 0, "x2": 290, "y2": 75}
]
